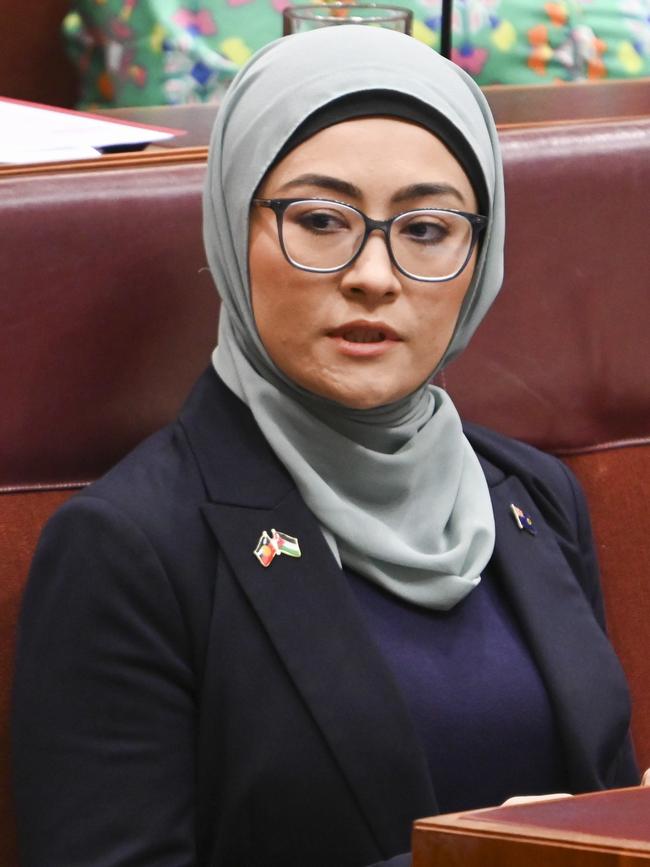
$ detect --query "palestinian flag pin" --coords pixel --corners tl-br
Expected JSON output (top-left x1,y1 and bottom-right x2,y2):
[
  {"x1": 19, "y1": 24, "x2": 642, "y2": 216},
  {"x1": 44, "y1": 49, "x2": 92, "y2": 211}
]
[{"x1": 254, "y1": 529, "x2": 302, "y2": 568}]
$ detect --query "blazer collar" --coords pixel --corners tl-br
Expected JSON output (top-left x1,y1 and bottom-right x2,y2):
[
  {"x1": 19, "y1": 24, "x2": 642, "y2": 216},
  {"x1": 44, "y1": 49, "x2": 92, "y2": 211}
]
[
  {"x1": 179, "y1": 368, "x2": 294, "y2": 509},
  {"x1": 181, "y1": 369, "x2": 436, "y2": 855}
]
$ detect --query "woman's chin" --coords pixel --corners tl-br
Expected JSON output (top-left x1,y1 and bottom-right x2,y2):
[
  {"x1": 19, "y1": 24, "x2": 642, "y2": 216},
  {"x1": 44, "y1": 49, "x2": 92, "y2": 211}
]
[
  {"x1": 313, "y1": 377, "x2": 408, "y2": 411},
  {"x1": 335, "y1": 391, "x2": 401, "y2": 410},
  {"x1": 276, "y1": 353, "x2": 419, "y2": 410}
]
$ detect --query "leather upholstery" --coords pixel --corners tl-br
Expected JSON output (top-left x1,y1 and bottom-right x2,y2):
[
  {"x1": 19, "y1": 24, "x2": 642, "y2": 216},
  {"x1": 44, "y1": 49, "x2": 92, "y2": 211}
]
[
  {"x1": 0, "y1": 488, "x2": 77, "y2": 867},
  {"x1": 440, "y1": 117, "x2": 650, "y2": 454},
  {"x1": 564, "y1": 446, "x2": 650, "y2": 770},
  {"x1": 1, "y1": 162, "x2": 218, "y2": 488},
  {"x1": 2, "y1": 117, "x2": 649, "y2": 490}
]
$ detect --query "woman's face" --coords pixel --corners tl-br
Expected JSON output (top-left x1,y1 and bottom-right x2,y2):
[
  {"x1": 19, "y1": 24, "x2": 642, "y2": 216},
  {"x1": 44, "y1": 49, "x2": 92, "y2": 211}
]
[{"x1": 249, "y1": 117, "x2": 479, "y2": 409}]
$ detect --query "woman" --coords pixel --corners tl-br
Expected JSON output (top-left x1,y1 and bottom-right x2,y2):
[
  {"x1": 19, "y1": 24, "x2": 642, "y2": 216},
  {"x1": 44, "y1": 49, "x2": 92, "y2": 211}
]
[{"x1": 12, "y1": 24, "x2": 638, "y2": 867}]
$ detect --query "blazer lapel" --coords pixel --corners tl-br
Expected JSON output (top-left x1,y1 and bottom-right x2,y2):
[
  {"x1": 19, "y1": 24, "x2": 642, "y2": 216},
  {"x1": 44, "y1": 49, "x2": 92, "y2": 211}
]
[
  {"x1": 487, "y1": 473, "x2": 632, "y2": 792},
  {"x1": 182, "y1": 371, "x2": 436, "y2": 855}
]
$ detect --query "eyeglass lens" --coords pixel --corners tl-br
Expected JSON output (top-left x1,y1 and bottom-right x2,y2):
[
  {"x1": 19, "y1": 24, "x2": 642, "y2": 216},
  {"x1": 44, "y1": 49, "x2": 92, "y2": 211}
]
[{"x1": 281, "y1": 200, "x2": 474, "y2": 280}]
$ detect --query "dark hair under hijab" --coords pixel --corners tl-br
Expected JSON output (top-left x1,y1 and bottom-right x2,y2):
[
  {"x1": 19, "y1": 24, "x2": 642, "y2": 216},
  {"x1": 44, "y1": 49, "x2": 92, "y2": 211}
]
[{"x1": 272, "y1": 90, "x2": 489, "y2": 218}]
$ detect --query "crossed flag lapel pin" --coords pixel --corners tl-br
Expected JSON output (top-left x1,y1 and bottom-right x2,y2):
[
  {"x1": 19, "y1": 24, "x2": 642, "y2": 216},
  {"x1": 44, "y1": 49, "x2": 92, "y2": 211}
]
[
  {"x1": 254, "y1": 529, "x2": 302, "y2": 568},
  {"x1": 510, "y1": 504, "x2": 537, "y2": 536}
]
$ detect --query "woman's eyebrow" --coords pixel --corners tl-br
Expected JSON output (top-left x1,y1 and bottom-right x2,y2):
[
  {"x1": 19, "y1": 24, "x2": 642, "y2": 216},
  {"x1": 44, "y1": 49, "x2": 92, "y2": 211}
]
[
  {"x1": 391, "y1": 182, "x2": 467, "y2": 206},
  {"x1": 276, "y1": 173, "x2": 362, "y2": 198}
]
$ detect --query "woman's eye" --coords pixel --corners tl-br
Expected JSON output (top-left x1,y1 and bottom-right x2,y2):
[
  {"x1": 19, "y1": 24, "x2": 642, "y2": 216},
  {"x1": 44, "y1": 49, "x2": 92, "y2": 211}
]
[
  {"x1": 402, "y1": 219, "x2": 448, "y2": 244},
  {"x1": 296, "y1": 210, "x2": 348, "y2": 233}
]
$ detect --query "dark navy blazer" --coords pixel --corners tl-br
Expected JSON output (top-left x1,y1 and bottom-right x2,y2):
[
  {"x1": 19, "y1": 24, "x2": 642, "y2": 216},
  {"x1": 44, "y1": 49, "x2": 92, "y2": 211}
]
[{"x1": 12, "y1": 368, "x2": 638, "y2": 867}]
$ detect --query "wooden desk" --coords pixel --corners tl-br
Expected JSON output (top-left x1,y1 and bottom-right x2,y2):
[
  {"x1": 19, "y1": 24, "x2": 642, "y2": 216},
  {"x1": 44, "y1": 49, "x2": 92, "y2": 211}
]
[
  {"x1": 98, "y1": 104, "x2": 220, "y2": 149},
  {"x1": 97, "y1": 77, "x2": 650, "y2": 152},
  {"x1": 484, "y1": 77, "x2": 650, "y2": 127},
  {"x1": 94, "y1": 76, "x2": 650, "y2": 155},
  {"x1": 2, "y1": 75, "x2": 648, "y2": 179},
  {"x1": 413, "y1": 787, "x2": 650, "y2": 866}
]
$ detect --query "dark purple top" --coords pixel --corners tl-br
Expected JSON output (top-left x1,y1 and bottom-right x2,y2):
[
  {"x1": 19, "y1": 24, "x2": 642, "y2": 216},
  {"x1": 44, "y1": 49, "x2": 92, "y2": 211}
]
[{"x1": 345, "y1": 567, "x2": 568, "y2": 814}]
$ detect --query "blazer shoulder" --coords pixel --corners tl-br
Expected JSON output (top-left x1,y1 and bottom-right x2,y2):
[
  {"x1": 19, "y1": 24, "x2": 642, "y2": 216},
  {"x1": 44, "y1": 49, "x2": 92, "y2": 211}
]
[
  {"x1": 40, "y1": 416, "x2": 218, "y2": 606},
  {"x1": 31, "y1": 419, "x2": 219, "y2": 676},
  {"x1": 463, "y1": 421, "x2": 572, "y2": 493},
  {"x1": 464, "y1": 420, "x2": 602, "y2": 616},
  {"x1": 462, "y1": 421, "x2": 586, "y2": 525},
  {"x1": 464, "y1": 419, "x2": 589, "y2": 535},
  {"x1": 85, "y1": 419, "x2": 205, "y2": 523}
]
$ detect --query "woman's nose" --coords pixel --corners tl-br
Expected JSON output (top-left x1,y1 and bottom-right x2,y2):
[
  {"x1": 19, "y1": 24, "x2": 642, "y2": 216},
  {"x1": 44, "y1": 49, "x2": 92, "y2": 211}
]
[{"x1": 339, "y1": 232, "x2": 402, "y2": 302}]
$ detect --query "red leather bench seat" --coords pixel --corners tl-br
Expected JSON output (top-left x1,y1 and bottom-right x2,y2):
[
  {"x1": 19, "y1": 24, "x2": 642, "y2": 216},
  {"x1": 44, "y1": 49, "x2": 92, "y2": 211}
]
[{"x1": 1, "y1": 161, "x2": 218, "y2": 488}]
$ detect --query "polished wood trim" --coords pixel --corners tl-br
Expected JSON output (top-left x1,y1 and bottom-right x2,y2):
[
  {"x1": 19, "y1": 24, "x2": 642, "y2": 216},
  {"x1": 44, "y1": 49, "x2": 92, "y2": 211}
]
[
  {"x1": 483, "y1": 76, "x2": 650, "y2": 97},
  {"x1": 413, "y1": 788, "x2": 650, "y2": 866},
  {"x1": 484, "y1": 77, "x2": 650, "y2": 126},
  {"x1": 0, "y1": 145, "x2": 209, "y2": 178},
  {"x1": 496, "y1": 113, "x2": 650, "y2": 131}
]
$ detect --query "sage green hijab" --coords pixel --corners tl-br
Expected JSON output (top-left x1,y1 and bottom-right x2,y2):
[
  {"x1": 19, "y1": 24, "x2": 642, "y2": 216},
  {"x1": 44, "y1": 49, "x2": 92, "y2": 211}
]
[{"x1": 203, "y1": 25, "x2": 505, "y2": 610}]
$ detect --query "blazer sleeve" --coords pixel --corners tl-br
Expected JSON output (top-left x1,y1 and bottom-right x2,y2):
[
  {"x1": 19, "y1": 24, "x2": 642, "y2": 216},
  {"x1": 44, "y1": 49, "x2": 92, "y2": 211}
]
[{"x1": 12, "y1": 494, "x2": 198, "y2": 867}]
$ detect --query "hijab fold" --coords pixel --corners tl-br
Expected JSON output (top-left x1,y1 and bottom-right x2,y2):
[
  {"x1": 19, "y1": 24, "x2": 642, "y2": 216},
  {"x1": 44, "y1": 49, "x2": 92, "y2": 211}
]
[{"x1": 204, "y1": 25, "x2": 505, "y2": 610}]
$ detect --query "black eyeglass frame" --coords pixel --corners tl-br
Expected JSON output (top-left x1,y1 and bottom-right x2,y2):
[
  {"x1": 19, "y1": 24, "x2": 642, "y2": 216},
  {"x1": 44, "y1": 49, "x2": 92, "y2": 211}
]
[{"x1": 253, "y1": 197, "x2": 488, "y2": 283}]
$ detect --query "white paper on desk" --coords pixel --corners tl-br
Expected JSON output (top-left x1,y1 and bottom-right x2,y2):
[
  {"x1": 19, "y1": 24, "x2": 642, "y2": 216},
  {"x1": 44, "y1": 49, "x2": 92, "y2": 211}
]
[{"x1": 0, "y1": 97, "x2": 185, "y2": 164}]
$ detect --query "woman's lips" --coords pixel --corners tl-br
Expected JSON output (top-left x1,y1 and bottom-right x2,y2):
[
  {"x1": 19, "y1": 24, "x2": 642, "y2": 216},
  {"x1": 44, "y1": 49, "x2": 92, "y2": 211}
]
[{"x1": 327, "y1": 321, "x2": 402, "y2": 357}]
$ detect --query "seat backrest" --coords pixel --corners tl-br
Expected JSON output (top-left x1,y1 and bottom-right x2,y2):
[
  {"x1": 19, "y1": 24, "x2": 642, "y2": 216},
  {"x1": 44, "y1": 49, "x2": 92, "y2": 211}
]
[
  {"x1": 0, "y1": 160, "x2": 218, "y2": 488},
  {"x1": 440, "y1": 117, "x2": 650, "y2": 454},
  {"x1": 0, "y1": 487, "x2": 80, "y2": 866},
  {"x1": 563, "y1": 445, "x2": 650, "y2": 772}
]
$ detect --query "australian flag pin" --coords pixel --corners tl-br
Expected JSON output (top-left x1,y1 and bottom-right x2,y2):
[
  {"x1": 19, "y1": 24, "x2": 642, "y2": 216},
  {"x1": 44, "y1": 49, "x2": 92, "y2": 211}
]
[
  {"x1": 510, "y1": 504, "x2": 537, "y2": 536},
  {"x1": 254, "y1": 529, "x2": 302, "y2": 568}
]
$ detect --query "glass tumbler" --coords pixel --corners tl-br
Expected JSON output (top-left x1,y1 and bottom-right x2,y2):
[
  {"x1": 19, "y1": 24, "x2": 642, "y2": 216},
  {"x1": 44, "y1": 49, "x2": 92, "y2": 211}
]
[{"x1": 283, "y1": 4, "x2": 413, "y2": 36}]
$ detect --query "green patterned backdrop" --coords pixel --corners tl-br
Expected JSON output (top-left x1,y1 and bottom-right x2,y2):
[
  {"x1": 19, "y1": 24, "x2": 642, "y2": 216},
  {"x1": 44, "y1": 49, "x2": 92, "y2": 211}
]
[{"x1": 62, "y1": 0, "x2": 650, "y2": 108}]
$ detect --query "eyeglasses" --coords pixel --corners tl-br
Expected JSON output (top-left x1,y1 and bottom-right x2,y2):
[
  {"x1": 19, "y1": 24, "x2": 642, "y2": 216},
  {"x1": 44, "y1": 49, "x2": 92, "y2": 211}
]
[{"x1": 253, "y1": 197, "x2": 487, "y2": 282}]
